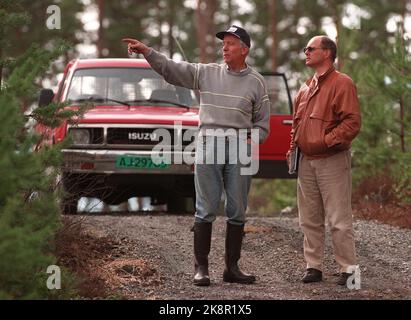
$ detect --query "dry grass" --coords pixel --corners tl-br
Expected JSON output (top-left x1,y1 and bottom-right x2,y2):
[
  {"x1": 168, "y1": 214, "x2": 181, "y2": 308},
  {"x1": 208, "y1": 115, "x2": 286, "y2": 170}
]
[
  {"x1": 54, "y1": 216, "x2": 115, "y2": 298},
  {"x1": 244, "y1": 224, "x2": 273, "y2": 234},
  {"x1": 54, "y1": 216, "x2": 161, "y2": 299},
  {"x1": 96, "y1": 258, "x2": 161, "y2": 291},
  {"x1": 354, "y1": 202, "x2": 411, "y2": 229},
  {"x1": 353, "y1": 173, "x2": 411, "y2": 229}
]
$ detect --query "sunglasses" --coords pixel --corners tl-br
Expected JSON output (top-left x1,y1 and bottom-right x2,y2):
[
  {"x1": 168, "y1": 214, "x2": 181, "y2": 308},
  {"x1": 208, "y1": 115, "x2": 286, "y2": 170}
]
[{"x1": 303, "y1": 46, "x2": 325, "y2": 54}]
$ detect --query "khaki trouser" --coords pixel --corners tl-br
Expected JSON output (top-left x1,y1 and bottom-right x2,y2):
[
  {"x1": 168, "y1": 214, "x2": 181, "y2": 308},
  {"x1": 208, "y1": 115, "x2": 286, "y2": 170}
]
[{"x1": 297, "y1": 150, "x2": 357, "y2": 273}]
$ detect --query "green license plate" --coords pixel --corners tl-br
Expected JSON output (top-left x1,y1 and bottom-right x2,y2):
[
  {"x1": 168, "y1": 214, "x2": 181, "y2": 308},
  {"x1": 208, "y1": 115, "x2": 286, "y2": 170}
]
[{"x1": 116, "y1": 155, "x2": 170, "y2": 169}]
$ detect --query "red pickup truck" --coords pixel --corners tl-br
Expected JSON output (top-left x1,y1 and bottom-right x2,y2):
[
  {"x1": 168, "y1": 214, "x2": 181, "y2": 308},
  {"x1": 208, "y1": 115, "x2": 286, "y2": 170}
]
[{"x1": 38, "y1": 58, "x2": 294, "y2": 214}]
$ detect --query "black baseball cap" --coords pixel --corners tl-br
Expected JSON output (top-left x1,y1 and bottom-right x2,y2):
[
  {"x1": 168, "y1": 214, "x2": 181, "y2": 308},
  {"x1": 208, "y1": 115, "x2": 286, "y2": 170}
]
[{"x1": 216, "y1": 25, "x2": 251, "y2": 48}]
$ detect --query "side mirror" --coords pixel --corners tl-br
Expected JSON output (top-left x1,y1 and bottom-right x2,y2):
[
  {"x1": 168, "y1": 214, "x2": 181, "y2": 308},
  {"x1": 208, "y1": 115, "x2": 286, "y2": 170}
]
[{"x1": 38, "y1": 89, "x2": 55, "y2": 107}]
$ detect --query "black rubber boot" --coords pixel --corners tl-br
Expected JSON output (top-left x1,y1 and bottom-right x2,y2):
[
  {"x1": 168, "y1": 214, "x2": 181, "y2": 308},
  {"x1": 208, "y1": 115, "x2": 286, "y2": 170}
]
[
  {"x1": 193, "y1": 222, "x2": 212, "y2": 286},
  {"x1": 223, "y1": 223, "x2": 256, "y2": 284}
]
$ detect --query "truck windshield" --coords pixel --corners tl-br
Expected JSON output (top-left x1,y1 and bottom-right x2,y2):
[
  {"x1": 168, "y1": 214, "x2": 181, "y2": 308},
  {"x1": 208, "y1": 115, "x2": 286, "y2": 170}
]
[{"x1": 66, "y1": 67, "x2": 199, "y2": 108}]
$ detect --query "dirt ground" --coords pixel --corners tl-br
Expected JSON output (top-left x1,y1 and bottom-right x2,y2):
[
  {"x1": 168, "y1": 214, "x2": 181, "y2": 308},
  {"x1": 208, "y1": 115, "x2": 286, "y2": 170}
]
[{"x1": 66, "y1": 212, "x2": 411, "y2": 300}]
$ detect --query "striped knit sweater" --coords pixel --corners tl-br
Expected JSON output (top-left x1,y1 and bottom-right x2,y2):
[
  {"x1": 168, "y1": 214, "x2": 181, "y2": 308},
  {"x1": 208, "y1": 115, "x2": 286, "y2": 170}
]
[{"x1": 145, "y1": 49, "x2": 270, "y2": 144}]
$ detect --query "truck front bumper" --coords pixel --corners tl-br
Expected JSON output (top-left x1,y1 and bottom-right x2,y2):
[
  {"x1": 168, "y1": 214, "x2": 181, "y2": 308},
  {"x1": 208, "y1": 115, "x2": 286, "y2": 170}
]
[{"x1": 62, "y1": 149, "x2": 195, "y2": 175}]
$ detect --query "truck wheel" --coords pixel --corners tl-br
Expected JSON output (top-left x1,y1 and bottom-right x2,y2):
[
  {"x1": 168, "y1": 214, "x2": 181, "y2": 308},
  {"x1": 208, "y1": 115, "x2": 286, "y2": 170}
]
[
  {"x1": 60, "y1": 173, "x2": 79, "y2": 215},
  {"x1": 62, "y1": 196, "x2": 79, "y2": 215},
  {"x1": 167, "y1": 196, "x2": 195, "y2": 213}
]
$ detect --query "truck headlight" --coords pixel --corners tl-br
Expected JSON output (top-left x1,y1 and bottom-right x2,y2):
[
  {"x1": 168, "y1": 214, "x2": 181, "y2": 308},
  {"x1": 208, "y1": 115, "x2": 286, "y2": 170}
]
[{"x1": 70, "y1": 129, "x2": 91, "y2": 145}]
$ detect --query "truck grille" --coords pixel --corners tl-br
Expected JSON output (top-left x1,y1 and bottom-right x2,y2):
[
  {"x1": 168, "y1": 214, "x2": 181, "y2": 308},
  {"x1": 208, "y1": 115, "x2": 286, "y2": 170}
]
[{"x1": 106, "y1": 127, "x2": 197, "y2": 148}]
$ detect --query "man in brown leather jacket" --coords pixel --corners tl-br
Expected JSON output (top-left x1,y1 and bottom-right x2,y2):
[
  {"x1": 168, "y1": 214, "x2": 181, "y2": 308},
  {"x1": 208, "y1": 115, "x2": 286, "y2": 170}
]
[{"x1": 287, "y1": 36, "x2": 361, "y2": 286}]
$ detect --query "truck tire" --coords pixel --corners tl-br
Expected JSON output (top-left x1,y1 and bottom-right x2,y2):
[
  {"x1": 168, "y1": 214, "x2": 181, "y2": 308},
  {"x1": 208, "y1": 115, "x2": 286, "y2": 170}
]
[
  {"x1": 167, "y1": 195, "x2": 195, "y2": 213},
  {"x1": 61, "y1": 196, "x2": 79, "y2": 215},
  {"x1": 60, "y1": 173, "x2": 79, "y2": 215}
]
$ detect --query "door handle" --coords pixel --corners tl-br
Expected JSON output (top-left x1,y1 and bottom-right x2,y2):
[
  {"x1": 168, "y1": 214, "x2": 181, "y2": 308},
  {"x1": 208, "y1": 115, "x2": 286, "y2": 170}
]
[{"x1": 282, "y1": 119, "x2": 293, "y2": 125}]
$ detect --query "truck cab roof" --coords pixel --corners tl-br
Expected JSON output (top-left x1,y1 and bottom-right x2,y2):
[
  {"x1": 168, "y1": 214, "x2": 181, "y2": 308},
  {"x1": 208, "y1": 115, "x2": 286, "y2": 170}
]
[{"x1": 72, "y1": 58, "x2": 150, "y2": 69}]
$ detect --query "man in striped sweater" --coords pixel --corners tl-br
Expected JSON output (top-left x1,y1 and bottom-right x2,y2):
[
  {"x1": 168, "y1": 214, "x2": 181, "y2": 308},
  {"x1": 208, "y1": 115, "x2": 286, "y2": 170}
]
[{"x1": 123, "y1": 25, "x2": 270, "y2": 286}]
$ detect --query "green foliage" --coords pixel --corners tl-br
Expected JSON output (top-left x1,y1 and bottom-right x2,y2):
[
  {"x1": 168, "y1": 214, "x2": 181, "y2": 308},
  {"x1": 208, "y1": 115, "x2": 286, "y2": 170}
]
[
  {"x1": 5, "y1": 41, "x2": 67, "y2": 97},
  {"x1": 248, "y1": 179, "x2": 297, "y2": 215},
  {"x1": 95, "y1": 0, "x2": 196, "y2": 60},
  {"x1": 31, "y1": 99, "x2": 94, "y2": 129},
  {"x1": 1, "y1": 0, "x2": 84, "y2": 57},
  {"x1": 0, "y1": 39, "x2": 78, "y2": 299},
  {"x1": 348, "y1": 28, "x2": 411, "y2": 203},
  {"x1": 0, "y1": 0, "x2": 30, "y2": 50}
]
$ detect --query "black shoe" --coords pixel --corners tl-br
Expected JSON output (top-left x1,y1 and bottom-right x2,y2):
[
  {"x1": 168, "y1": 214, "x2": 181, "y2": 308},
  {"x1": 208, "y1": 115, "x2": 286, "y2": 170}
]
[
  {"x1": 301, "y1": 268, "x2": 323, "y2": 283},
  {"x1": 337, "y1": 272, "x2": 353, "y2": 286}
]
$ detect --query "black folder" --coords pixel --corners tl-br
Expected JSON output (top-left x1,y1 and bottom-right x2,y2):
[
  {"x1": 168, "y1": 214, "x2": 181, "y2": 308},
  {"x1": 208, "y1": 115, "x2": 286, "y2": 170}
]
[{"x1": 288, "y1": 147, "x2": 301, "y2": 175}]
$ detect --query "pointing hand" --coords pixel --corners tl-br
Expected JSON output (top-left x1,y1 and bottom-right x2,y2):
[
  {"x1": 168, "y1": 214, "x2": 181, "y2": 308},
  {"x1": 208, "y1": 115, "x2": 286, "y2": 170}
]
[{"x1": 122, "y1": 38, "x2": 150, "y2": 56}]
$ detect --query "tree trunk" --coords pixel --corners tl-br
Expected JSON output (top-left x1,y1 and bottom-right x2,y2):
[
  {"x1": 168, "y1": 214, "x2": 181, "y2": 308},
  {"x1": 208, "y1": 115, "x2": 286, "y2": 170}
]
[
  {"x1": 269, "y1": 0, "x2": 278, "y2": 72},
  {"x1": 97, "y1": 0, "x2": 105, "y2": 57},
  {"x1": 401, "y1": 0, "x2": 407, "y2": 32},
  {"x1": 399, "y1": 96, "x2": 405, "y2": 152},
  {"x1": 195, "y1": 0, "x2": 217, "y2": 63},
  {"x1": 399, "y1": 1, "x2": 407, "y2": 152},
  {"x1": 0, "y1": 50, "x2": 2, "y2": 92},
  {"x1": 332, "y1": 5, "x2": 342, "y2": 70},
  {"x1": 156, "y1": 0, "x2": 164, "y2": 51},
  {"x1": 227, "y1": 0, "x2": 233, "y2": 26},
  {"x1": 167, "y1": 3, "x2": 175, "y2": 58}
]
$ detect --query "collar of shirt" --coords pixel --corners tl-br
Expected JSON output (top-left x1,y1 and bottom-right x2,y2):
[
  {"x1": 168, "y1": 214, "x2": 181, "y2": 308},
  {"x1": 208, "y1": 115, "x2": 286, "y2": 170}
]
[
  {"x1": 225, "y1": 63, "x2": 249, "y2": 74},
  {"x1": 317, "y1": 66, "x2": 335, "y2": 83},
  {"x1": 305, "y1": 66, "x2": 336, "y2": 89},
  {"x1": 310, "y1": 75, "x2": 318, "y2": 89}
]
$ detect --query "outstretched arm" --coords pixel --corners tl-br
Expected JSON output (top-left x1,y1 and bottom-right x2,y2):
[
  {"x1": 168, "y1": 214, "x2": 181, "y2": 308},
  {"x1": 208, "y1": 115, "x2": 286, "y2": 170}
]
[{"x1": 122, "y1": 37, "x2": 200, "y2": 90}]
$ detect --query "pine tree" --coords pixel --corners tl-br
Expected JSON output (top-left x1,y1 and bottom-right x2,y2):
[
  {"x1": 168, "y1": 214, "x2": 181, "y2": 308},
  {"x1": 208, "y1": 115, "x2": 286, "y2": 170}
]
[
  {"x1": 0, "y1": 37, "x2": 88, "y2": 298},
  {"x1": 351, "y1": 27, "x2": 411, "y2": 203},
  {"x1": 0, "y1": 2, "x2": 82, "y2": 298}
]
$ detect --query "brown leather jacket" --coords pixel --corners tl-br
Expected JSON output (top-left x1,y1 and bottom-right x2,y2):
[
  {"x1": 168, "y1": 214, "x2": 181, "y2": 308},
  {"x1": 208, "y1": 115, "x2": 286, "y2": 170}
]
[{"x1": 289, "y1": 67, "x2": 361, "y2": 159}]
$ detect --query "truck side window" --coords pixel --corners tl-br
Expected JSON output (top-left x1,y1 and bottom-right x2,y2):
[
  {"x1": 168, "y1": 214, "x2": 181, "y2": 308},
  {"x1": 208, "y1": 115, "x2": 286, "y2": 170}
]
[{"x1": 264, "y1": 75, "x2": 292, "y2": 115}]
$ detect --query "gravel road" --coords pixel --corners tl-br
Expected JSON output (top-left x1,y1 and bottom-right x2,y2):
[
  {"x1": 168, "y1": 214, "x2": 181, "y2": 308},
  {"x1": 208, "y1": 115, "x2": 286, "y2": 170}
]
[{"x1": 81, "y1": 213, "x2": 411, "y2": 300}]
